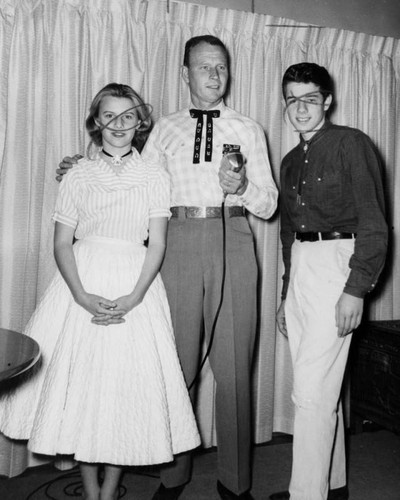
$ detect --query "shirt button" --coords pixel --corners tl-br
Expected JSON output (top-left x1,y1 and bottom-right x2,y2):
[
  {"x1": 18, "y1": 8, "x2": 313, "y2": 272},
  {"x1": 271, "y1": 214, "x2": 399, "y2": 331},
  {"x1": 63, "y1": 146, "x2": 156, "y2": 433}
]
[
  {"x1": 305, "y1": 160, "x2": 309, "y2": 163},
  {"x1": 302, "y1": 181, "x2": 306, "y2": 184},
  {"x1": 301, "y1": 202, "x2": 305, "y2": 206},
  {"x1": 292, "y1": 186, "x2": 296, "y2": 189},
  {"x1": 301, "y1": 224, "x2": 305, "y2": 229},
  {"x1": 317, "y1": 177, "x2": 322, "y2": 182}
]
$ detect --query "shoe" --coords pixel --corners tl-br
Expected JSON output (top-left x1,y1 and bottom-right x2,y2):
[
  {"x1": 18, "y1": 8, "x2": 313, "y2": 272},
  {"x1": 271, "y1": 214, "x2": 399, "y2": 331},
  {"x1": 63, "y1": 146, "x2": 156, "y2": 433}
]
[
  {"x1": 217, "y1": 481, "x2": 254, "y2": 499},
  {"x1": 328, "y1": 486, "x2": 349, "y2": 500},
  {"x1": 269, "y1": 486, "x2": 349, "y2": 500},
  {"x1": 269, "y1": 492, "x2": 289, "y2": 500},
  {"x1": 151, "y1": 483, "x2": 186, "y2": 500}
]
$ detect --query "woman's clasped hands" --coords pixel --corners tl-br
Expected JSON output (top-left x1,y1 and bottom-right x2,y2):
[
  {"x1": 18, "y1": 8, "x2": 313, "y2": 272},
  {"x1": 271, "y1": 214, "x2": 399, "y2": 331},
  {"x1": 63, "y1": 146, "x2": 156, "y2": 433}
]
[{"x1": 76, "y1": 291, "x2": 141, "y2": 326}]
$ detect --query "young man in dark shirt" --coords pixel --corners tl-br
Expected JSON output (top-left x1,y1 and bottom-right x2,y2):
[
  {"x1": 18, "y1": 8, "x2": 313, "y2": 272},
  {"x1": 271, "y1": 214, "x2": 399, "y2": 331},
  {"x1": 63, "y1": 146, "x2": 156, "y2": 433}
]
[{"x1": 272, "y1": 63, "x2": 388, "y2": 500}]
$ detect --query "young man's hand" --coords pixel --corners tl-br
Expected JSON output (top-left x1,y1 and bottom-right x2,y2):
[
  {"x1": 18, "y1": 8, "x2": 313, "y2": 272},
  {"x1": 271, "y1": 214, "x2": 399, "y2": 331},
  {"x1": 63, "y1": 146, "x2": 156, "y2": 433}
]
[
  {"x1": 335, "y1": 292, "x2": 364, "y2": 337},
  {"x1": 56, "y1": 154, "x2": 83, "y2": 182}
]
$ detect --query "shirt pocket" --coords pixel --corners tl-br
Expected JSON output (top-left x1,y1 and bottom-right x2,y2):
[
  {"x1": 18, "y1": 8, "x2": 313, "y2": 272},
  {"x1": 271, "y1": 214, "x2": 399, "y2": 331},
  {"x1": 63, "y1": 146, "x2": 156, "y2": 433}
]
[{"x1": 314, "y1": 168, "x2": 343, "y2": 210}]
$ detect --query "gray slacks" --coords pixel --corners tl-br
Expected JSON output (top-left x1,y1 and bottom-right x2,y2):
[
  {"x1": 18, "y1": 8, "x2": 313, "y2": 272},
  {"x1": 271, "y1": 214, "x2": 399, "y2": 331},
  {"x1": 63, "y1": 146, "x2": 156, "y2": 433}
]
[{"x1": 159, "y1": 212, "x2": 258, "y2": 494}]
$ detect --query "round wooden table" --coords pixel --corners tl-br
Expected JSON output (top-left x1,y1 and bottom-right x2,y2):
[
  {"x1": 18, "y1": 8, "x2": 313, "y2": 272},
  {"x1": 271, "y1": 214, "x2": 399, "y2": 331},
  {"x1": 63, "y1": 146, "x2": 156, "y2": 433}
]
[{"x1": 0, "y1": 328, "x2": 40, "y2": 382}]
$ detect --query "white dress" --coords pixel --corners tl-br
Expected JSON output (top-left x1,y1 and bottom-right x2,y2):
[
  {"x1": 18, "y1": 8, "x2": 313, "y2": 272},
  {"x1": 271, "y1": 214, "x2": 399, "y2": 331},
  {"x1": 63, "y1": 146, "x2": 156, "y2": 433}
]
[{"x1": 0, "y1": 151, "x2": 200, "y2": 466}]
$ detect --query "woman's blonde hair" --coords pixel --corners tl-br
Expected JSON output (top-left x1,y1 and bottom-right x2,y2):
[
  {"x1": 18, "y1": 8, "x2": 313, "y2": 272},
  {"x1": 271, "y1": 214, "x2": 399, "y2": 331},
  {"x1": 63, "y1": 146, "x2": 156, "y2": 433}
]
[{"x1": 85, "y1": 83, "x2": 152, "y2": 155}]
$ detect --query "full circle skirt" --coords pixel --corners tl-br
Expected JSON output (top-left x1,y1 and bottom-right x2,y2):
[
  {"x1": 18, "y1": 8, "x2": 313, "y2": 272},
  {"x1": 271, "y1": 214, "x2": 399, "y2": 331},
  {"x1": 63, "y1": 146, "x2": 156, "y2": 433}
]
[{"x1": 0, "y1": 236, "x2": 200, "y2": 465}]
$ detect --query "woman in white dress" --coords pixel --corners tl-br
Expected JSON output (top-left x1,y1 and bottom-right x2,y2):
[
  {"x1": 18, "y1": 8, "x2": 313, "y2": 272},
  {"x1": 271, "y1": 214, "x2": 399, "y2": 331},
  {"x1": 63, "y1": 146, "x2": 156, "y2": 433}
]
[{"x1": 0, "y1": 83, "x2": 200, "y2": 500}]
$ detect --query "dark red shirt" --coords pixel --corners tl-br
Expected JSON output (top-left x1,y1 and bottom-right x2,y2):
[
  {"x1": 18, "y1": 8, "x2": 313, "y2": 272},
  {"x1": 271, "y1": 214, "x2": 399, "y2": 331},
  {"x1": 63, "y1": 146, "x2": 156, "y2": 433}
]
[{"x1": 280, "y1": 121, "x2": 388, "y2": 299}]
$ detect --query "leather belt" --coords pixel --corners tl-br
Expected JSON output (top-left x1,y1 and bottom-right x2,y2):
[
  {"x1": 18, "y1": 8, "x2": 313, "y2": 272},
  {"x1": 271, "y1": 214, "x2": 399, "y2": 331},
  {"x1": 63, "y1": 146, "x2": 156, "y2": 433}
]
[
  {"x1": 295, "y1": 231, "x2": 356, "y2": 242},
  {"x1": 170, "y1": 206, "x2": 245, "y2": 218}
]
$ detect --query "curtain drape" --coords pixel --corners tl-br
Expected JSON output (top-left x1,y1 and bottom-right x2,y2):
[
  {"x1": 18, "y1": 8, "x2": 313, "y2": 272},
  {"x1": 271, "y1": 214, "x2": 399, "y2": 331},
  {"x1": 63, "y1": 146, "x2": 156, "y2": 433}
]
[{"x1": 0, "y1": 0, "x2": 399, "y2": 477}]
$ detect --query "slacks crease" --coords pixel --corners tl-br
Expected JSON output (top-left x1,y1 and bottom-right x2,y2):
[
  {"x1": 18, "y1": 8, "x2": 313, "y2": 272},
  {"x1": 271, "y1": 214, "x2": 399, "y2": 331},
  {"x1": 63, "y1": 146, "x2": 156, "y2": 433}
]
[{"x1": 159, "y1": 214, "x2": 258, "y2": 494}]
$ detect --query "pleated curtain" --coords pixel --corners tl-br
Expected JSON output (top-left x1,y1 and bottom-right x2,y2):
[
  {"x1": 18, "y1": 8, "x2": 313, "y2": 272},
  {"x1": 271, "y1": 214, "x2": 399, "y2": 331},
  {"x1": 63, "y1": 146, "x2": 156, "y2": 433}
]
[{"x1": 0, "y1": 0, "x2": 399, "y2": 477}]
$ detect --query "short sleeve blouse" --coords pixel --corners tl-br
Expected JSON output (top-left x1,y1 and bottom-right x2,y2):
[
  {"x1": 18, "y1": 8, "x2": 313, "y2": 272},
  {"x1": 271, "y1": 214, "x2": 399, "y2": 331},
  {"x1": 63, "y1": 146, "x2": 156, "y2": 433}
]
[{"x1": 53, "y1": 149, "x2": 170, "y2": 244}]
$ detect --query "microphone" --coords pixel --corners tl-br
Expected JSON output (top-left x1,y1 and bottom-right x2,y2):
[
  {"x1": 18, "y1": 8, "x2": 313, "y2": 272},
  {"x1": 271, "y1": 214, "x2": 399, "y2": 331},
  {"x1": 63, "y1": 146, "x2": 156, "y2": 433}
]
[
  {"x1": 224, "y1": 151, "x2": 244, "y2": 173},
  {"x1": 221, "y1": 151, "x2": 245, "y2": 199}
]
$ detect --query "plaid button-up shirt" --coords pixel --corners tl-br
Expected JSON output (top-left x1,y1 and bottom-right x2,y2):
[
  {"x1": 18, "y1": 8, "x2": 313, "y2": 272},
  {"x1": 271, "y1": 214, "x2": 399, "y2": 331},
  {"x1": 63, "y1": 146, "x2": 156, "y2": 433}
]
[{"x1": 142, "y1": 101, "x2": 278, "y2": 220}]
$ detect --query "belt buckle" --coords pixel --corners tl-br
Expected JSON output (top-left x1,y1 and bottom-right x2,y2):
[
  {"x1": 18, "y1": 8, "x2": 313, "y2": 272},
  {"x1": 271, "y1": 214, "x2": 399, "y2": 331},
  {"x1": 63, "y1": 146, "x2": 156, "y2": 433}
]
[
  {"x1": 186, "y1": 207, "x2": 206, "y2": 217},
  {"x1": 208, "y1": 207, "x2": 221, "y2": 217}
]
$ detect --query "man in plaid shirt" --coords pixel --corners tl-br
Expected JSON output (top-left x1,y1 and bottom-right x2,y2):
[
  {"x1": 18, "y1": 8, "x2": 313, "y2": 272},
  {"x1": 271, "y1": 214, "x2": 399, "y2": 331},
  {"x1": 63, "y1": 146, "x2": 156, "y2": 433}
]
[{"x1": 144, "y1": 35, "x2": 277, "y2": 500}]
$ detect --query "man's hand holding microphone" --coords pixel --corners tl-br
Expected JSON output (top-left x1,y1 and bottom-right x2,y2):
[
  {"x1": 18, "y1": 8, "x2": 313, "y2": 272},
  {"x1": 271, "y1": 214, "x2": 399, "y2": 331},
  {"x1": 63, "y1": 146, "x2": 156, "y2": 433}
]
[{"x1": 218, "y1": 150, "x2": 248, "y2": 196}]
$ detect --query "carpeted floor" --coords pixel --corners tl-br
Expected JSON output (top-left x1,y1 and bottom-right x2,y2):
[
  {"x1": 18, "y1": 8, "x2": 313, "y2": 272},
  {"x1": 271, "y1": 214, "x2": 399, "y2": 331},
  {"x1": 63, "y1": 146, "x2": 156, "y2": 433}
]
[{"x1": 0, "y1": 429, "x2": 399, "y2": 500}]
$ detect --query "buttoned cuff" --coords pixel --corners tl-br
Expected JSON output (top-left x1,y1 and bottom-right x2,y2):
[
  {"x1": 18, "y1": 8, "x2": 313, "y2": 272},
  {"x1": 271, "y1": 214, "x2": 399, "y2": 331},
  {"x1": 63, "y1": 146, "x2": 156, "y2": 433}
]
[
  {"x1": 344, "y1": 276, "x2": 378, "y2": 299},
  {"x1": 238, "y1": 181, "x2": 264, "y2": 218}
]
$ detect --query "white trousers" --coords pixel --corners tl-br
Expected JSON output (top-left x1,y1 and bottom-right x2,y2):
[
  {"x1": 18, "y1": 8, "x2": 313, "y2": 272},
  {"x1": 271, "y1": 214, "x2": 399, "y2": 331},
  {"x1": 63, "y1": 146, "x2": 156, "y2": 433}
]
[{"x1": 286, "y1": 238, "x2": 354, "y2": 500}]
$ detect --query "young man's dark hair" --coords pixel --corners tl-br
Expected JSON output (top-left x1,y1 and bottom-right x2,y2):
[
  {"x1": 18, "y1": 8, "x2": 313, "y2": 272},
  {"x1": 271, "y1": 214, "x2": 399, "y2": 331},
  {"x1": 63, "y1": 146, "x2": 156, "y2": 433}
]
[
  {"x1": 282, "y1": 62, "x2": 334, "y2": 99},
  {"x1": 183, "y1": 34, "x2": 230, "y2": 68}
]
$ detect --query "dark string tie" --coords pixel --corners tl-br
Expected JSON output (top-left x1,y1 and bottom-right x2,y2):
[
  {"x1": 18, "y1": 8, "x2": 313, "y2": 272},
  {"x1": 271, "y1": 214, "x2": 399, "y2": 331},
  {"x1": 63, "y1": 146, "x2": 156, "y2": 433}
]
[{"x1": 190, "y1": 109, "x2": 220, "y2": 163}]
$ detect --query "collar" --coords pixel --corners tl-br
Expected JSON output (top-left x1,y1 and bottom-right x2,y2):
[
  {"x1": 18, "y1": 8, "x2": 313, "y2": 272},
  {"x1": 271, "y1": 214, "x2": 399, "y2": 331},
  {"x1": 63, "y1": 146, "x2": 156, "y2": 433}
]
[
  {"x1": 300, "y1": 120, "x2": 332, "y2": 149},
  {"x1": 188, "y1": 100, "x2": 225, "y2": 114}
]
